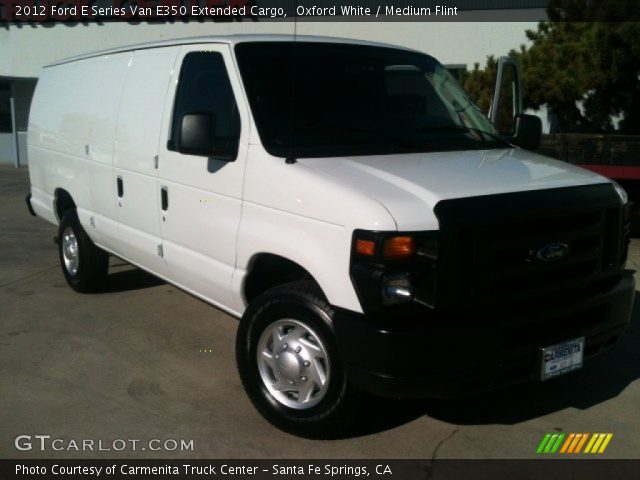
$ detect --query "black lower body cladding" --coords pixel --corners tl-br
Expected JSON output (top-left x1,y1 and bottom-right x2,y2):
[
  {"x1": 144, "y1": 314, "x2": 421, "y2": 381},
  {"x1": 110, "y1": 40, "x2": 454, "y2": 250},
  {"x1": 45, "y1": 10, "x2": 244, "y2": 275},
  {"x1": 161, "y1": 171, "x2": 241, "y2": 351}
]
[{"x1": 333, "y1": 272, "x2": 634, "y2": 399}]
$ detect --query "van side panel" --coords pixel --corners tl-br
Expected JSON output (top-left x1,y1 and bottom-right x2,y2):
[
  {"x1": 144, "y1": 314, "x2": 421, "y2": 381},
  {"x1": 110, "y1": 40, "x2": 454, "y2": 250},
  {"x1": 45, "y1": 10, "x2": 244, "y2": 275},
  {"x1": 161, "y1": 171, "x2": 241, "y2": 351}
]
[
  {"x1": 111, "y1": 47, "x2": 178, "y2": 275},
  {"x1": 27, "y1": 74, "x2": 57, "y2": 225},
  {"x1": 87, "y1": 53, "x2": 132, "y2": 248},
  {"x1": 28, "y1": 60, "x2": 100, "y2": 226}
]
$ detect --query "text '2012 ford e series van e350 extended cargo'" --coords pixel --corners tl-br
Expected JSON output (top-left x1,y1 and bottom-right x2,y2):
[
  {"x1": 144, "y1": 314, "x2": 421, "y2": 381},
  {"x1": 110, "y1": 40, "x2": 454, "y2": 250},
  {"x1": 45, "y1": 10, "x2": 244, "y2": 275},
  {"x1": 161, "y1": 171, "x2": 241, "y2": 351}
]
[{"x1": 26, "y1": 35, "x2": 634, "y2": 438}]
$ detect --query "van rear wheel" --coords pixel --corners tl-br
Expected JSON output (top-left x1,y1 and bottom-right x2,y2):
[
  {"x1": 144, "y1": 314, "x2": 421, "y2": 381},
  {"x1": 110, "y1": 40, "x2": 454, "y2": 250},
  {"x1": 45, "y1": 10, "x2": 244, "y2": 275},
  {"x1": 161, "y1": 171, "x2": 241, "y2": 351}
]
[
  {"x1": 236, "y1": 280, "x2": 359, "y2": 438},
  {"x1": 58, "y1": 211, "x2": 108, "y2": 293}
]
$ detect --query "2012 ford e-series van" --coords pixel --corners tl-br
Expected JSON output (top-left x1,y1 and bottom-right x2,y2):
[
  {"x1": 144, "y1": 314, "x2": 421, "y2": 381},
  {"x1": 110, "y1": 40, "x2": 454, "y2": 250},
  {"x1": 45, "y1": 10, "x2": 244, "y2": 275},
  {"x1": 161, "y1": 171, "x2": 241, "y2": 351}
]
[{"x1": 26, "y1": 35, "x2": 634, "y2": 438}]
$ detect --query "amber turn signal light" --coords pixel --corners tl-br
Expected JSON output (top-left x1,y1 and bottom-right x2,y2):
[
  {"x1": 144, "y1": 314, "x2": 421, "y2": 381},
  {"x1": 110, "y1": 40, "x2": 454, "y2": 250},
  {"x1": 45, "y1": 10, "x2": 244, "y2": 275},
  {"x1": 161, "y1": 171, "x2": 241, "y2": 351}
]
[
  {"x1": 383, "y1": 236, "x2": 416, "y2": 260},
  {"x1": 356, "y1": 239, "x2": 376, "y2": 256}
]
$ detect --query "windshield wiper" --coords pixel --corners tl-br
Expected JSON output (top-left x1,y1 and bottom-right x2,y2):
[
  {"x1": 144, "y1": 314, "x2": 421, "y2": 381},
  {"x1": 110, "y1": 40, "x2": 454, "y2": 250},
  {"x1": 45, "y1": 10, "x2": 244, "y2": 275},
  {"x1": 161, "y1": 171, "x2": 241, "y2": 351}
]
[{"x1": 413, "y1": 124, "x2": 512, "y2": 146}]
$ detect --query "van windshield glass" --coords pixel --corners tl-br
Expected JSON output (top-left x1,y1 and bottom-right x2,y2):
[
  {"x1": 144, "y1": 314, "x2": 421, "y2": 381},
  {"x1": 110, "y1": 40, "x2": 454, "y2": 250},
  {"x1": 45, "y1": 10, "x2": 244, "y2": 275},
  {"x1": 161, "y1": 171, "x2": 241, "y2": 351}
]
[{"x1": 235, "y1": 42, "x2": 506, "y2": 158}]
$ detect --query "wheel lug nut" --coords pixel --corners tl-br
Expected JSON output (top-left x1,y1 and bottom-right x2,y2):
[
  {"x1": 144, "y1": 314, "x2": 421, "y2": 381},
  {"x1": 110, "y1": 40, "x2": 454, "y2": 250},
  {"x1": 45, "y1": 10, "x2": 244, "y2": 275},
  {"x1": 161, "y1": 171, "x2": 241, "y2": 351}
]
[
  {"x1": 295, "y1": 346, "x2": 302, "y2": 353},
  {"x1": 301, "y1": 376, "x2": 307, "y2": 382},
  {"x1": 283, "y1": 344, "x2": 288, "y2": 350},
  {"x1": 289, "y1": 380, "x2": 295, "y2": 385},
  {"x1": 304, "y1": 361, "x2": 310, "y2": 367}
]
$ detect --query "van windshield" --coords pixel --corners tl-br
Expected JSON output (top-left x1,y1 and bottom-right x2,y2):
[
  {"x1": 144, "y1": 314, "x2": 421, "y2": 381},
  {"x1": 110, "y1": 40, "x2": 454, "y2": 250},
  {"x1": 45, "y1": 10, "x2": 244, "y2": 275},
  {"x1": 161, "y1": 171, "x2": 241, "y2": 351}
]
[{"x1": 235, "y1": 42, "x2": 506, "y2": 158}]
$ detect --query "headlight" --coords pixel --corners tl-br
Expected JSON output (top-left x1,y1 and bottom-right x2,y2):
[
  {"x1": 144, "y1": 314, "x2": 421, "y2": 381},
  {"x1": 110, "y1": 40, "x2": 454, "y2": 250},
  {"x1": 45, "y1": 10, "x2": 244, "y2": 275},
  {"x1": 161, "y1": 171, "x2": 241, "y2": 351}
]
[
  {"x1": 351, "y1": 230, "x2": 438, "y2": 314},
  {"x1": 612, "y1": 181, "x2": 628, "y2": 205},
  {"x1": 381, "y1": 273, "x2": 414, "y2": 305}
]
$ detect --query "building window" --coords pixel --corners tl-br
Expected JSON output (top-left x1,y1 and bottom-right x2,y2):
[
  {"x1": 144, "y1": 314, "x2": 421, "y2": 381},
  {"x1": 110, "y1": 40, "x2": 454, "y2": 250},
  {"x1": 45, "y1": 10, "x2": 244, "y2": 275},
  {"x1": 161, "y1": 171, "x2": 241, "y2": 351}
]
[{"x1": 0, "y1": 99, "x2": 13, "y2": 133}]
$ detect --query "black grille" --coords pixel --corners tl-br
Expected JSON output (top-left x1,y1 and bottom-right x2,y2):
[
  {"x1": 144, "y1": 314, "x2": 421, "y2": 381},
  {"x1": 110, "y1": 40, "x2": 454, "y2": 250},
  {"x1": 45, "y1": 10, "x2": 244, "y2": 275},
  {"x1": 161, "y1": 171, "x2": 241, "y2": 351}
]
[
  {"x1": 466, "y1": 208, "x2": 620, "y2": 301},
  {"x1": 434, "y1": 184, "x2": 625, "y2": 311}
]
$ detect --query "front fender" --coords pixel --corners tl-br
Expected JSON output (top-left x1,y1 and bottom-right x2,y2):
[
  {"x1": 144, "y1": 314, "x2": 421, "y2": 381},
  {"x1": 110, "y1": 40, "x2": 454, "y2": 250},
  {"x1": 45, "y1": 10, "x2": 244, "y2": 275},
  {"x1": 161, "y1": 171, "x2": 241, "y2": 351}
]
[{"x1": 232, "y1": 203, "x2": 362, "y2": 315}]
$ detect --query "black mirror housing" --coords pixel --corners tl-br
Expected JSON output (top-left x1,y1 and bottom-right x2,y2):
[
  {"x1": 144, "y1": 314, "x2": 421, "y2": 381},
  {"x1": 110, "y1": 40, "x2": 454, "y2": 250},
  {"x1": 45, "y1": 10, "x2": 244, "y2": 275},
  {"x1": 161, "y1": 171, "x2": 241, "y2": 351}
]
[
  {"x1": 177, "y1": 112, "x2": 216, "y2": 156},
  {"x1": 176, "y1": 112, "x2": 238, "y2": 161},
  {"x1": 511, "y1": 114, "x2": 542, "y2": 150}
]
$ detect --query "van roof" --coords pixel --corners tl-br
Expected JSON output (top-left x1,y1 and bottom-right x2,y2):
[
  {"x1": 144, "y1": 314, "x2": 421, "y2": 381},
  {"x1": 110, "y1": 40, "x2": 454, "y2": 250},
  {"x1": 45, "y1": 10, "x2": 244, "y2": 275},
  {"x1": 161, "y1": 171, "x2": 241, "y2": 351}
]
[{"x1": 47, "y1": 34, "x2": 417, "y2": 67}]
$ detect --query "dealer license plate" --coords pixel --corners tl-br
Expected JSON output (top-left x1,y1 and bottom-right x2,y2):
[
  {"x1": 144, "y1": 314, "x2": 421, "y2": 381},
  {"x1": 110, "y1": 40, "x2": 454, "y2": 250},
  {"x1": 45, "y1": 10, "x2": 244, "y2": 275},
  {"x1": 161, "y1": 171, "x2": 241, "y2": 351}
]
[{"x1": 540, "y1": 337, "x2": 584, "y2": 381}]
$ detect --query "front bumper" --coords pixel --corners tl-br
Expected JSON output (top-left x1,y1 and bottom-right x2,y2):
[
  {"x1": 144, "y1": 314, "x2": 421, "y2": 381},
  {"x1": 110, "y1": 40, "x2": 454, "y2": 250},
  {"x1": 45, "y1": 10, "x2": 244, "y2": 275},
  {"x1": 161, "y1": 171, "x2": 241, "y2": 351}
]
[{"x1": 332, "y1": 272, "x2": 635, "y2": 399}]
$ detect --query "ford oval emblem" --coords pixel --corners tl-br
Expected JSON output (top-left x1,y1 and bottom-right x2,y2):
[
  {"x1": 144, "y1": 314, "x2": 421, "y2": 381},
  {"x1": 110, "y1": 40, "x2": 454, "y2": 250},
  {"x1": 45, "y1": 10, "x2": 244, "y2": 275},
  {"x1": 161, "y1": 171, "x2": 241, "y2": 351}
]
[{"x1": 536, "y1": 241, "x2": 570, "y2": 262}]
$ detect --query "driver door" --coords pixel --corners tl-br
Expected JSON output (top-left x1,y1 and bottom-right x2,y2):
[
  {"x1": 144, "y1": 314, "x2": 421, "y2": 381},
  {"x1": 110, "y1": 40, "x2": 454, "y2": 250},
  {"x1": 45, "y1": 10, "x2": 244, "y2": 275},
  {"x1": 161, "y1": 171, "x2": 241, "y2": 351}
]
[{"x1": 156, "y1": 44, "x2": 249, "y2": 311}]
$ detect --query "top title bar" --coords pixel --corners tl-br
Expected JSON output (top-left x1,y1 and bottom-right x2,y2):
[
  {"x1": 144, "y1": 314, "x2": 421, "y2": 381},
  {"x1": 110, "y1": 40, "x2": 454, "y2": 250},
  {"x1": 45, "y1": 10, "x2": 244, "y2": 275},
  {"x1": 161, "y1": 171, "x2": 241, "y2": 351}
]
[
  {"x1": 0, "y1": 0, "x2": 553, "y2": 23},
  {"x1": 1, "y1": 0, "x2": 638, "y2": 23}
]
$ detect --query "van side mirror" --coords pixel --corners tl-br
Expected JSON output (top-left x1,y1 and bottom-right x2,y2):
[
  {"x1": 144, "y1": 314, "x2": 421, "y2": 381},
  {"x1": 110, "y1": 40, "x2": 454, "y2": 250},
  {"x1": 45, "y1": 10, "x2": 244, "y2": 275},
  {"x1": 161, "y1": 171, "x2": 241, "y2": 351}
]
[
  {"x1": 177, "y1": 112, "x2": 216, "y2": 156},
  {"x1": 489, "y1": 56, "x2": 522, "y2": 134},
  {"x1": 176, "y1": 112, "x2": 238, "y2": 161},
  {"x1": 510, "y1": 114, "x2": 542, "y2": 150}
]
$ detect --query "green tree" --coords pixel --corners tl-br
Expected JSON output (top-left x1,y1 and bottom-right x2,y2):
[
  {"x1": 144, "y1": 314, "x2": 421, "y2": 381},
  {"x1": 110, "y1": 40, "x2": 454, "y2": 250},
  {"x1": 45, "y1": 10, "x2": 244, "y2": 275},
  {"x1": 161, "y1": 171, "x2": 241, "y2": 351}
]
[
  {"x1": 459, "y1": 56, "x2": 497, "y2": 115},
  {"x1": 461, "y1": 0, "x2": 640, "y2": 134}
]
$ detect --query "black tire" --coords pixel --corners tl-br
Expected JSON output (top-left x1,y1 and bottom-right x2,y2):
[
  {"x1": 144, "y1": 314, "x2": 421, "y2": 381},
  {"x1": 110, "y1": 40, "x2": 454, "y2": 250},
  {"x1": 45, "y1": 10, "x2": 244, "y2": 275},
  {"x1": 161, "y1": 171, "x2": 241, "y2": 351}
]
[
  {"x1": 236, "y1": 280, "x2": 359, "y2": 438},
  {"x1": 58, "y1": 210, "x2": 109, "y2": 293}
]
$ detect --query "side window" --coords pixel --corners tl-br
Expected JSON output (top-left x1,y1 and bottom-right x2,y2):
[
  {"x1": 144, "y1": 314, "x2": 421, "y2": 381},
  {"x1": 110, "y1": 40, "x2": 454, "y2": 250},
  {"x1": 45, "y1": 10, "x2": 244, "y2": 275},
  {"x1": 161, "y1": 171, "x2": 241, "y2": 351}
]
[{"x1": 169, "y1": 51, "x2": 240, "y2": 159}]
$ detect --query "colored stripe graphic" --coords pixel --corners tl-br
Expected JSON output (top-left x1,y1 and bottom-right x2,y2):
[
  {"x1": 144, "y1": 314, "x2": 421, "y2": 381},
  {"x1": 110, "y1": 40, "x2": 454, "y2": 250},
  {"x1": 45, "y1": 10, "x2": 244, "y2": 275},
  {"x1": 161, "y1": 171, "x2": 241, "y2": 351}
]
[
  {"x1": 540, "y1": 433, "x2": 614, "y2": 454},
  {"x1": 560, "y1": 433, "x2": 575, "y2": 453},
  {"x1": 550, "y1": 433, "x2": 565, "y2": 453},
  {"x1": 574, "y1": 433, "x2": 589, "y2": 453},
  {"x1": 544, "y1": 433, "x2": 558, "y2": 453},
  {"x1": 537, "y1": 433, "x2": 552, "y2": 453},
  {"x1": 598, "y1": 434, "x2": 613, "y2": 453},
  {"x1": 537, "y1": 433, "x2": 566, "y2": 453},
  {"x1": 591, "y1": 434, "x2": 606, "y2": 453},
  {"x1": 584, "y1": 434, "x2": 599, "y2": 453},
  {"x1": 585, "y1": 433, "x2": 614, "y2": 454},
  {"x1": 567, "y1": 433, "x2": 584, "y2": 453}
]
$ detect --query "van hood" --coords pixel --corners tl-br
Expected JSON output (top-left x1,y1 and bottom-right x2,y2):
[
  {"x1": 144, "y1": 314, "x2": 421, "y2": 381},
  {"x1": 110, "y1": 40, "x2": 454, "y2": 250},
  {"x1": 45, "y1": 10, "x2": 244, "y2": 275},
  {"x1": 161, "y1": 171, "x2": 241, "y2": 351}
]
[{"x1": 297, "y1": 148, "x2": 611, "y2": 230}]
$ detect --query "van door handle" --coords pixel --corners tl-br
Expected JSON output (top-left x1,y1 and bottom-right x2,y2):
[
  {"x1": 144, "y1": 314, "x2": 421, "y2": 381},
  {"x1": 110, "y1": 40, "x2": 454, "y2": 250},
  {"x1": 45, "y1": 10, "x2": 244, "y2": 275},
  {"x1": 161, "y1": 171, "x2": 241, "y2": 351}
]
[
  {"x1": 117, "y1": 176, "x2": 124, "y2": 197},
  {"x1": 161, "y1": 186, "x2": 169, "y2": 211}
]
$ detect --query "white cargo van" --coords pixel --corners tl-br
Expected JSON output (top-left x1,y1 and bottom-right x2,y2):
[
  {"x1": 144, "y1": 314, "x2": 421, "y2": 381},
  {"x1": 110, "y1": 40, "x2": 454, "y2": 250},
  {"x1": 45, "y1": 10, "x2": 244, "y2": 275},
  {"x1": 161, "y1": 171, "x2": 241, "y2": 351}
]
[{"x1": 26, "y1": 35, "x2": 634, "y2": 438}]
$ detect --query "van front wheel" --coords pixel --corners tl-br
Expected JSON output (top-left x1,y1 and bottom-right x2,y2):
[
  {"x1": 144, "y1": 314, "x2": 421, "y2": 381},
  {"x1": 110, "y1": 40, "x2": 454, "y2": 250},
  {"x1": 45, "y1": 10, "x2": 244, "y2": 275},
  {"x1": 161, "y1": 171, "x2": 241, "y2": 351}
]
[
  {"x1": 58, "y1": 211, "x2": 108, "y2": 293},
  {"x1": 236, "y1": 281, "x2": 359, "y2": 438}
]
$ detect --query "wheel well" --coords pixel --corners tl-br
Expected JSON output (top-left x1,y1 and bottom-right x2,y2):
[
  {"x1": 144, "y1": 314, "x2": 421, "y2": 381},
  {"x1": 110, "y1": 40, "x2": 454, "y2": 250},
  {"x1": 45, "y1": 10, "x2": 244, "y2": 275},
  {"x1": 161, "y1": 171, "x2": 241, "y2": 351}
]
[
  {"x1": 244, "y1": 254, "x2": 319, "y2": 305},
  {"x1": 54, "y1": 189, "x2": 76, "y2": 221}
]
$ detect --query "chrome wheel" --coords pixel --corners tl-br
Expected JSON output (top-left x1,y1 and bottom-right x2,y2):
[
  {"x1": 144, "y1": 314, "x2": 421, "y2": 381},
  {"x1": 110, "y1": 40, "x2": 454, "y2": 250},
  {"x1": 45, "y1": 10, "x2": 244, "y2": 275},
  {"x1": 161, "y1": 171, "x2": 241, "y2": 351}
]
[
  {"x1": 257, "y1": 319, "x2": 331, "y2": 410},
  {"x1": 61, "y1": 226, "x2": 79, "y2": 276}
]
